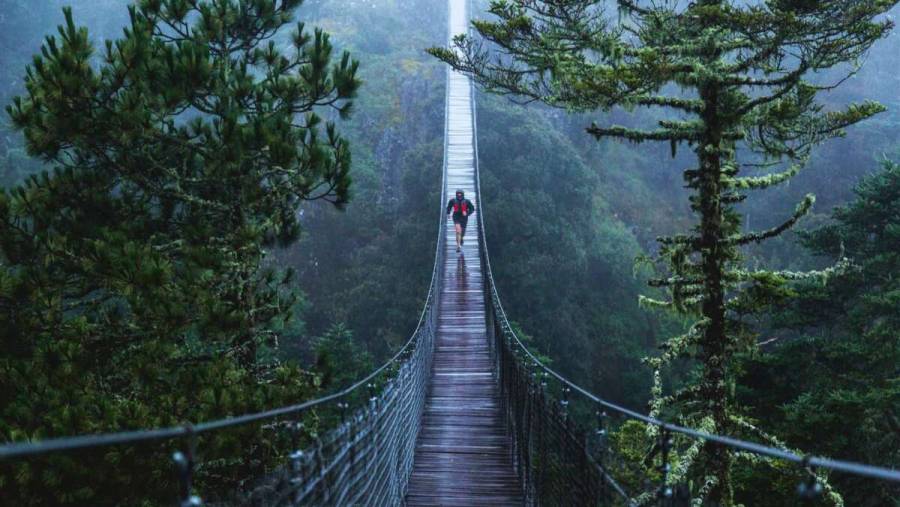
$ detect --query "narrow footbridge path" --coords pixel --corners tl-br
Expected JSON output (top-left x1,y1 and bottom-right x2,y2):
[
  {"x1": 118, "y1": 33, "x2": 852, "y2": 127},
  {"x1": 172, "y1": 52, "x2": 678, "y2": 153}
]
[
  {"x1": 3, "y1": 0, "x2": 900, "y2": 504},
  {"x1": 405, "y1": 8, "x2": 522, "y2": 500}
]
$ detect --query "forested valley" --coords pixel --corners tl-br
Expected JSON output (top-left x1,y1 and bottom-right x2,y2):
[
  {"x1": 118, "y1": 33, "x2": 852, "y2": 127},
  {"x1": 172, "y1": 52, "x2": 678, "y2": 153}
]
[{"x1": 0, "y1": 0, "x2": 898, "y2": 505}]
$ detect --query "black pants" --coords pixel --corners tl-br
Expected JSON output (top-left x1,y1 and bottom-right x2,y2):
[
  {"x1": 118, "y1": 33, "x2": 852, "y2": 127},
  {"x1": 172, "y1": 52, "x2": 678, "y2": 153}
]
[{"x1": 453, "y1": 216, "x2": 468, "y2": 235}]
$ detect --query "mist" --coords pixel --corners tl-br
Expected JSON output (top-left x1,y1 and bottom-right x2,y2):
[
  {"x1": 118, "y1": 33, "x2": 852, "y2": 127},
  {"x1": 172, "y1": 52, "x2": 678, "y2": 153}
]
[{"x1": 1, "y1": 0, "x2": 898, "y2": 505}]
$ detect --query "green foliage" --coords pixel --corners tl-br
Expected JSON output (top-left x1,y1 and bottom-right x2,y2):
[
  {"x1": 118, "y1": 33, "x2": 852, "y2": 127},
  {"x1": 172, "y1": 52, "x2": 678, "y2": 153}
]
[
  {"x1": 609, "y1": 419, "x2": 657, "y2": 492},
  {"x1": 314, "y1": 323, "x2": 374, "y2": 390},
  {"x1": 0, "y1": 0, "x2": 359, "y2": 503},
  {"x1": 0, "y1": 0, "x2": 130, "y2": 189},
  {"x1": 431, "y1": 0, "x2": 897, "y2": 503},
  {"x1": 286, "y1": 136, "x2": 442, "y2": 359},
  {"x1": 0, "y1": 147, "x2": 43, "y2": 190},
  {"x1": 738, "y1": 160, "x2": 900, "y2": 506},
  {"x1": 278, "y1": 0, "x2": 446, "y2": 361},
  {"x1": 475, "y1": 95, "x2": 668, "y2": 409}
]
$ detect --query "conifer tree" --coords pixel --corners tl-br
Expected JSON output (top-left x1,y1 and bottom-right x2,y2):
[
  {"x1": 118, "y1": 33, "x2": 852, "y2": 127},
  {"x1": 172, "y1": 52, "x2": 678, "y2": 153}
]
[
  {"x1": 741, "y1": 160, "x2": 900, "y2": 505},
  {"x1": 430, "y1": 0, "x2": 896, "y2": 503},
  {"x1": 0, "y1": 0, "x2": 358, "y2": 502}
]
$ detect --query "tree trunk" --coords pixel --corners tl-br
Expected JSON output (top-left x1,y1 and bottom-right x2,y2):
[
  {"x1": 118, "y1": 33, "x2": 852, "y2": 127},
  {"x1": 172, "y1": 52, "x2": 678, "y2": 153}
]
[{"x1": 697, "y1": 81, "x2": 732, "y2": 505}]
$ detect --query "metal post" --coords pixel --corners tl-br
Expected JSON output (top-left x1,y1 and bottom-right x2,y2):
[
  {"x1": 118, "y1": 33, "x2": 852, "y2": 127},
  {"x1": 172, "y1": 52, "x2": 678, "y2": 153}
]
[
  {"x1": 289, "y1": 422, "x2": 304, "y2": 504},
  {"x1": 560, "y1": 386, "x2": 570, "y2": 422},
  {"x1": 536, "y1": 371, "x2": 549, "y2": 502},
  {"x1": 657, "y1": 427, "x2": 673, "y2": 507},
  {"x1": 596, "y1": 409, "x2": 609, "y2": 500},
  {"x1": 172, "y1": 437, "x2": 201, "y2": 507},
  {"x1": 595, "y1": 409, "x2": 608, "y2": 452},
  {"x1": 339, "y1": 401, "x2": 348, "y2": 425},
  {"x1": 797, "y1": 457, "x2": 823, "y2": 503},
  {"x1": 595, "y1": 410, "x2": 608, "y2": 457},
  {"x1": 368, "y1": 382, "x2": 377, "y2": 406},
  {"x1": 289, "y1": 449, "x2": 304, "y2": 504},
  {"x1": 172, "y1": 424, "x2": 201, "y2": 507}
]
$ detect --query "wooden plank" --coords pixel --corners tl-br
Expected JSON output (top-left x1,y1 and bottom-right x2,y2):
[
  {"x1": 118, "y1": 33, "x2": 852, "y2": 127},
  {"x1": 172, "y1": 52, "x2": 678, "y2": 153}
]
[{"x1": 404, "y1": 3, "x2": 522, "y2": 503}]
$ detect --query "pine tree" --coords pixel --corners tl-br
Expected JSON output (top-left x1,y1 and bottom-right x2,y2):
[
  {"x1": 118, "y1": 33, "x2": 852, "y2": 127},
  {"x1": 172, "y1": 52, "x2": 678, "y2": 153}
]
[
  {"x1": 739, "y1": 160, "x2": 900, "y2": 505},
  {"x1": 430, "y1": 0, "x2": 896, "y2": 503},
  {"x1": 0, "y1": 0, "x2": 359, "y2": 503}
]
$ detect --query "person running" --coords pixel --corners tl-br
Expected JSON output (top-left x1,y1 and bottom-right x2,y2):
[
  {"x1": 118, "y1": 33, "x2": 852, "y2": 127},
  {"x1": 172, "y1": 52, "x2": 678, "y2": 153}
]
[{"x1": 446, "y1": 189, "x2": 475, "y2": 252}]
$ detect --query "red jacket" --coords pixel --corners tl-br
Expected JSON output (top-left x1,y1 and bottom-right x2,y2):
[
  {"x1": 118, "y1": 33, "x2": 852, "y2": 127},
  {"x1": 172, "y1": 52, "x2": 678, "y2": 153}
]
[{"x1": 446, "y1": 198, "x2": 475, "y2": 218}]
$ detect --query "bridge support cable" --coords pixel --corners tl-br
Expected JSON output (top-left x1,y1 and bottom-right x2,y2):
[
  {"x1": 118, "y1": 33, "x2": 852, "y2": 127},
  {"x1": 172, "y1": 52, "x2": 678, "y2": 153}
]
[
  {"x1": 0, "y1": 78, "x2": 449, "y2": 507},
  {"x1": 469, "y1": 78, "x2": 900, "y2": 507},
  {"x1": 468, "y1": 80, "x2": 633, "y2": 507}
]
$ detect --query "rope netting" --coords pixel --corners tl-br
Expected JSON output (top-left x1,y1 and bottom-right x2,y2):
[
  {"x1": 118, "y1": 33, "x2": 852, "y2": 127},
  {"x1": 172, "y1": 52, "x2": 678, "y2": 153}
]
[
  {"x1": 468, "y1": 79, "x2": 631, "y2": 507},
  {"x1": 239, "y1": 124, "x2": 451, "y2": 503},
  {"x1": 241, "y1": 146, "x2": 448, "y2": 504},
  {"x1": 493, "y1": 326, "x2": 632, "y2": 506}
]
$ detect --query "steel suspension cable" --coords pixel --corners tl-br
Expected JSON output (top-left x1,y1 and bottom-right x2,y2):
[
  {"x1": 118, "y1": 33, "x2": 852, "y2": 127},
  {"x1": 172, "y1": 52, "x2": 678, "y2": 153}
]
[
  {"x1": 483, "y1": 240, "x2": 900, "y2": 483},
  {"x1": 0, "y1": 78, "x2": 452, "y2": 506},
  {"x1": 469, "y1": 81, "x2": 900, "y2": 496}
]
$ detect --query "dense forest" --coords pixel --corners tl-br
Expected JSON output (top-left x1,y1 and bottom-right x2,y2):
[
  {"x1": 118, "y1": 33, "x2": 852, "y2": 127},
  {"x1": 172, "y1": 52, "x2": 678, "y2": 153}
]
[{"x1": 0, "y1": 0, "x2": 898, "y2": 505}]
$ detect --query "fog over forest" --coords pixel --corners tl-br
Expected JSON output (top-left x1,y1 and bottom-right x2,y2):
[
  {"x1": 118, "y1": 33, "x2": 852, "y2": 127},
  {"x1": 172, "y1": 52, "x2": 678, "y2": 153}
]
[{"x1": 1, "y1": 1, "x2": 898, "y2": 505}]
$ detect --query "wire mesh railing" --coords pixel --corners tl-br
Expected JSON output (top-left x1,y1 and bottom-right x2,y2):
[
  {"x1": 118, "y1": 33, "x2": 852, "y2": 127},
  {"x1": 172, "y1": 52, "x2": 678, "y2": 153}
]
[
  {"x1": 235, "y1": 56, "x2": 455, "y2": 505},
  {"x1": 468, "y1": 81, "x2": 900, "y2": 506},
  {"x1": 5, "y1": 7, "x2": 900, "y2": 504},
  {"x1": 240, "y1": 326, "x2": 436, "y2": 506},
  {"x1": 0, "y1": 230, "x2": 443, "y2": 505},
  {"x1": 1, "y1": 298, "x2": 439, "y2": 505},
  {"x1": 0, "y1": 84, "x2": 450, "y2": 506},
  {"x1": 468, "y1": 78, "x2": 633, "y2": 507}
]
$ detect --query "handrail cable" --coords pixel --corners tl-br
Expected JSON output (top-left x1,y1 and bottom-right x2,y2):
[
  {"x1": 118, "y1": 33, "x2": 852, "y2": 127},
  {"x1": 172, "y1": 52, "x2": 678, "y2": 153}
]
[
  {"x1": 0, "y1": 301, "x2": 428, "y2": 458},
  {"x1": 469, "y1": 75, "x2": 633, "y2": 504},
  {"x1": 0, "y1": 94, "x2": 451, "y2": 462},
  {"x1": 0, "y1": 294, "x2": 428, "y2": 457},
  {"x1": 485, "y1": 249, "x2": 900, "y2": 482},
  {"x1": 471, "y1": 100, "x2": 900, "y2": 484}
]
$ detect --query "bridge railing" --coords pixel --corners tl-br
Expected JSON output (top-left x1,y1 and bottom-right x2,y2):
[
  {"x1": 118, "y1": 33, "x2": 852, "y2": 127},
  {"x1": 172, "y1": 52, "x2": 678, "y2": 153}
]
[
  {"x1": 0, "y1": 73, "x2": 451, "y2": 507},
  {"x1": 0, "y1": 230, "x2": 443, "y2": 505},
  {"x1": 1, "y1": 289, "x2": 439, "y2": 505},
  {"x1": 468, "y1": 80, "x2": 632, "y2": 507},
  {"x1": 467, "y1": 77, "x2": 900, "y2": 506}
]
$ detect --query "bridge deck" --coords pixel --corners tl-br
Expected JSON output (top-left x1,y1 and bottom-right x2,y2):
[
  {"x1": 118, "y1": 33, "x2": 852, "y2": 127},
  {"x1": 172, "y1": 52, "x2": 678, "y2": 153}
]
[
  {"x1": 405, "y1": 2, "x2": 523, "y2": 501},
  {"x1": 405, "y1": 236, "x2": 522, "y2": 506}
]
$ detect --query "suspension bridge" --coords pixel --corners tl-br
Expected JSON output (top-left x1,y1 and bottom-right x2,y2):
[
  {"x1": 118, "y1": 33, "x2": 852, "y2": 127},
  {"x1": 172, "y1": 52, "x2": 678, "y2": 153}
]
[{"x1": 2, "y1": 0, "x2": 900, "y2": 505}]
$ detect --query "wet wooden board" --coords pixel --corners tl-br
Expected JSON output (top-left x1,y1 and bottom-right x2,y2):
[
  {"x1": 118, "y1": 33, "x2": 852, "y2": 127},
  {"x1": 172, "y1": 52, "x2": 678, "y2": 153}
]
[
  {"x1": 404, "y1": 0, "x2": 523, "y2": 503},
  {"x1": 404, "y1": 233, "x2": 523, "y2": 505}
]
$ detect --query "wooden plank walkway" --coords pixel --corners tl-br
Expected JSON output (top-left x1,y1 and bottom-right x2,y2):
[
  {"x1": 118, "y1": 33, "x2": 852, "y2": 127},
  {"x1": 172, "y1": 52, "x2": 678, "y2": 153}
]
[{"x1": 405, "y1": 1, "x2": 523, "y2": 504}]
